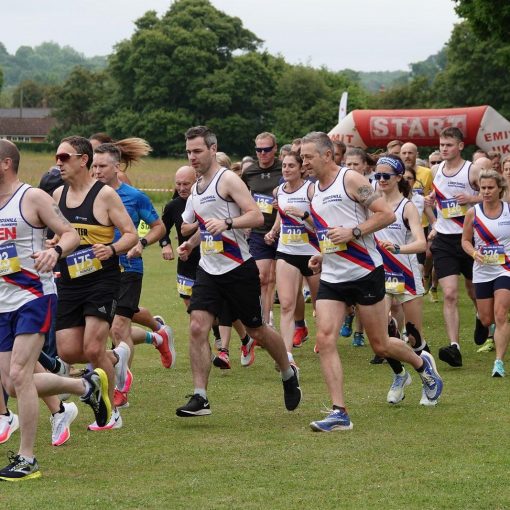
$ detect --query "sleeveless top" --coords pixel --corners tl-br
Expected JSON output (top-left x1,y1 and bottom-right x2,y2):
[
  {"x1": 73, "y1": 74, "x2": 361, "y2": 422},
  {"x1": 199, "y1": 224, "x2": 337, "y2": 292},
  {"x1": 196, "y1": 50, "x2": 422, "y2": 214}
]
[
  {"x1": 311, "y1": 167, "x2": 382, "y2": 283},
  {"x1": 58, "y1": 181, "x2": 118, "y2": 282},
  {"x1": 276, "y1": 181, "x2": 319, "y2": 256},
  {"x1": 0, "y1": 183, "x2": 56, "y2": 312},
  {"x1": 187, "y1": 168, "x2": 252, "y2": 275},
  {"x1": 472, "y1": 202, "x2": 510, "y2": 283},
  {"x1": 375, "y1": 198, "x2": 424, "y2": 296},
  {"x1": 432, "y1": 160, "x2": 477, "y2": 234}
]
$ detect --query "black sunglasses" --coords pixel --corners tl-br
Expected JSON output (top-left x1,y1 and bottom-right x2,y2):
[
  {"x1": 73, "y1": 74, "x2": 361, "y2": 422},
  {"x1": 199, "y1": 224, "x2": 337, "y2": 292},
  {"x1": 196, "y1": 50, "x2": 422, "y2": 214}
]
[
  {"x1": 430, "y1": 160, "x2": 441, "y2": 165},
  {"x1": 55, "y1": 152, "x2": 83, "y2": 163},
  {"x1": 255, "y1": 145, "x2": 275, "y2": 153},
  {"x1": 374, "y1": 172, "x2": 396, "y2": 181}
]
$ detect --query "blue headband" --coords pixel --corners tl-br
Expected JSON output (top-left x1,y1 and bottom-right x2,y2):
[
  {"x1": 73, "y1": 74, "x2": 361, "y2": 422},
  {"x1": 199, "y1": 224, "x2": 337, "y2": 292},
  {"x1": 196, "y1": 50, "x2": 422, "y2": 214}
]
[{"x1": 377, "y1": 156, "x2": 405, "y2": 175}]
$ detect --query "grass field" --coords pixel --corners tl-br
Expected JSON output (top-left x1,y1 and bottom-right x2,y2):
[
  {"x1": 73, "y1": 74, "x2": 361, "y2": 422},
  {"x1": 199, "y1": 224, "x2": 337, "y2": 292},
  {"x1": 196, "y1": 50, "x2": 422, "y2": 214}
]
[{"x1": 1, "y1": 152, "x2": 509, "y2": 508}]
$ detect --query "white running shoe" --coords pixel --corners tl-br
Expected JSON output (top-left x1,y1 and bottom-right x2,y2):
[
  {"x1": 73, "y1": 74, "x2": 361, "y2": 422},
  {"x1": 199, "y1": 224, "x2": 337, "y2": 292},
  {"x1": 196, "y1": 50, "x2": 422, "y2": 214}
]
[
  {"x1": 50, "y1": 402, "x2": 78, "y2": 446},
  {"x1": 114, "y1": 341, "x2": 131, "y2": 391},
  {"x1": 419, "y1": 387, "x2": 438, "y2": 407},
  {"x1": 387, "y1": 371, "x2": 412, "y2": 404},
  {"x1": 88, "y1": 407, "x2": 122, "y2": 431},
  {"x1": 0, "y1": 410, "x2": 19, "y2": 444},
  {"x1": 240, "y1": 337, "x2": 256, "y2": 367}
]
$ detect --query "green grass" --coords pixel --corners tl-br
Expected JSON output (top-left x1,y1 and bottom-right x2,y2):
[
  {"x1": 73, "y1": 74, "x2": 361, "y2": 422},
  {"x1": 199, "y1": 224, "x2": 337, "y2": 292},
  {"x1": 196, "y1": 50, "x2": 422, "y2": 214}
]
[{"x1": 2, "y1": 152, "x2": 509, "y2": 508}]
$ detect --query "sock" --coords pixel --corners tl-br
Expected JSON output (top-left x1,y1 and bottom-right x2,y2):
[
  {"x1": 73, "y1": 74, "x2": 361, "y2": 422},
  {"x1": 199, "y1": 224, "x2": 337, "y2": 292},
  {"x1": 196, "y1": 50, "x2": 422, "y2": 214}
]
[
  {"x1": 295, "y1": 320, "x2": 306, "y2": 328},
  {"x1": 332, "y1": 405, "x2": 347, "y2": 413},
  {"x1": 406, "y1": 322, "x2": 427, "y2": 355},
  {"x1": 19, "y1": 455, "x2": 34, "y2": 464},
  {"x1": 144, "y1": 331, "x2": 152, "y2": 345},
  {"x1": 81, "y1": 379, "x2": 92, "y2": 398},
  {"x1": 52, "y1": 401, "x2": 65, "y2": 416},
  {"x1": 451, "y1": 342, "x2": 460, "y2": 351},
  {"x1": 287, "y1": 351, "x2": 294, "y2": 364},
  {"x1": 281, "y1": 366, "x2": 294, "y2": 381},
  {"x1": 219, "y1": 348, "x2": 229, "y2": 354},
  {"x1": 241, "y1": 334, "x2": 250, "y2": 346},
  {"x1": 386, "y1": 358, "x2": 404, "y2": 375},
  {"x1": 194, "y1": 388, "x2": 207, "y2": 399},
  {"x1": 212, "y1": 324, "x2": 220, "y2": 340}
]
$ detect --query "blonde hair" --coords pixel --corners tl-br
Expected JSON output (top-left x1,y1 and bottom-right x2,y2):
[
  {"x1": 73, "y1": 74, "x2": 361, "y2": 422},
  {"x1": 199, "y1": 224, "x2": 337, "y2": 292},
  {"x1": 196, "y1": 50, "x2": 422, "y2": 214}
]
[
  {"x1": 216, "y1": 151, "x2": 232, "y2": 169},
  {"x1": 479, "y1": 169, "x2": 507, "y2": 198}
]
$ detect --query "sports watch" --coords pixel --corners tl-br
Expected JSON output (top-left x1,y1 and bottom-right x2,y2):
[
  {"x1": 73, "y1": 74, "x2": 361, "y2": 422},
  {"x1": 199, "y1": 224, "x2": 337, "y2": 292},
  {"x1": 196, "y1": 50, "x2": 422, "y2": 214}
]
[{"x1": 352, "y1": 227, "x2": 362, "y2": 240}]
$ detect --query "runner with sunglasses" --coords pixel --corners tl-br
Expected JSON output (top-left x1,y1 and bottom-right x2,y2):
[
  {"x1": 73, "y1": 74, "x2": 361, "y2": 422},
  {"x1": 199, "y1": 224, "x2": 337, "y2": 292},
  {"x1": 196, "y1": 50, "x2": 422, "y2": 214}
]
[{"x1": 302, "y1": 133, "x2": 442, "y2": 432}]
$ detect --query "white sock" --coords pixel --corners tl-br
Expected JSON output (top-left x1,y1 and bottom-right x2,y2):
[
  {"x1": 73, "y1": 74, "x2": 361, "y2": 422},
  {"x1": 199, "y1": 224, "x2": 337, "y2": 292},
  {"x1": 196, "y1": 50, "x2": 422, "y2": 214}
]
[{"x1": 194, "y1": 388, "x2": 207, "y2": 399}]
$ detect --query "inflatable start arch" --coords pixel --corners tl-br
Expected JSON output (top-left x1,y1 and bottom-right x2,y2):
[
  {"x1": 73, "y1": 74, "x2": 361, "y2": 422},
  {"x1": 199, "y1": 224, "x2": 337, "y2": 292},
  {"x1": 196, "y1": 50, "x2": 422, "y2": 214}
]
[{"x1": 328, "y1": 106, "x2": 510, "y2": 153}]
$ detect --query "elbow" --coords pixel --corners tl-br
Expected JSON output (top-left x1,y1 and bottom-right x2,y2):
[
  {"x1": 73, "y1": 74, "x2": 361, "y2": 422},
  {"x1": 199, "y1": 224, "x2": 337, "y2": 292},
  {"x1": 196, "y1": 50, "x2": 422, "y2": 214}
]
[{"x1": 416, "y1": 241, "x2": 427, "y2": 253}]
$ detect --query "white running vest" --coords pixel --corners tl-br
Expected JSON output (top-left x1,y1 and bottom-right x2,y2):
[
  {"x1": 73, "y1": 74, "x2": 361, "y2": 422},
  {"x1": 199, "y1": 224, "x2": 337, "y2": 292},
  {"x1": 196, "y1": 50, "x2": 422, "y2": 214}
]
[
  {"x1": 186, "y1": 168, "x2": 252, "y2": 275},
  {"x1": 433, "y1": 160, "x2": 477, "y2": 234},
  {"x1": 311, "y1": 167, "x2": 382, "y2": 283},
  {"x1": 472, "y1": 202, "x2": 510, "y2": 283},
  {"x1": 0, "y1": 184, "x2": 56, "y2": 312},
  {"x1": 276, "y1": 181, "x2": 319, "y2": 255},
  {"x1": 375, "y1": 198, "x2": 424, "y2": 296}
]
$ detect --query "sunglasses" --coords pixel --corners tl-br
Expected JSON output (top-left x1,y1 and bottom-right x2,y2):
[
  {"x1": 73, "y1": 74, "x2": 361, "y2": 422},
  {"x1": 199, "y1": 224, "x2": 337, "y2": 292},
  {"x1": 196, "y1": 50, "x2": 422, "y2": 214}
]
[
  {"x1": 430, "y1": 160, "x2": 441, "y2": 165},
  {"x1": 55, "y1": 152, "x2": 83, "y2": 163},
  {"x1": 374, "y1": 172, "x2": 396, "y2": 181},
  {"x1": 255, "y1": 145, "x2": 275, "y2": 153}
]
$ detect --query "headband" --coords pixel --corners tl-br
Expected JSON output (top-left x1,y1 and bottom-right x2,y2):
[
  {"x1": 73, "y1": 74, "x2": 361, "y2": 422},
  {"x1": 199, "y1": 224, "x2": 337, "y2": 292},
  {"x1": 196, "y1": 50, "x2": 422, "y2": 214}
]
[{"x1": 377, "y1": 156, "x2": 405, "y2": 175}]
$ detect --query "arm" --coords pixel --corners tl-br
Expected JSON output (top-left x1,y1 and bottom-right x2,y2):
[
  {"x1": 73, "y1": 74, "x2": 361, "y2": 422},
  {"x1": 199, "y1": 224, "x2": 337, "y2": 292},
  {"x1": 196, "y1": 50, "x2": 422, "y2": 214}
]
[
  {"x1": 461, "y1": 208, "x2": 482, "y2": 262},
  {"x1": 181, "y1": 195, "x2": 199, "y2": 236},
  {"x1": 30, "y1": 189, "x2": 80, "y2": 272},
  {"x1": 177, "y1": 229, "x2": 200, "y2": 261},
  {"x1": 204, "y1": 172, "x2": 263, "y2": 235},
  {"x1": 127, "y1": 218, "x2": 165, "y2": 259}
]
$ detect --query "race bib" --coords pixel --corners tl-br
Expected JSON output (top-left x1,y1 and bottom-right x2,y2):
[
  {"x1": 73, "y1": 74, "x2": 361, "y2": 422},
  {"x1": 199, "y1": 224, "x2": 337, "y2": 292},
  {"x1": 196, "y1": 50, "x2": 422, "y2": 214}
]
[
  {"x1": 177, "y1": 274, "x2": 195, "y2": 296},
  {"x1": 385, "y1": 272, "x2": 405, "y2": 294},
  {"x1": 480, "y1": 244, "x2": 505, "y2": 265},
  {"x1": 0, "y1": 243, "x2": 21, "y2": 276},
  {"x1": 440, "y1": 198, "x2": 467, "y2": 219},
  {"x1": 253, "y1": 193, "x2": 274, "y2": 214},
  {"x1": 66, "y1": 247, "x2": 102, "y2": 279},
  {"x1": 200, "y1": 228, "x2": 223, "y2": 255},
  {"x1": 281, "y1": 225, "x2": 309, "y2": 245},
  {"x1": 413, "y1": 187, "x2": 424, "y2": 196},
  {"x1": 316, "y1": 228, "x2": 346, "y2": 254}
]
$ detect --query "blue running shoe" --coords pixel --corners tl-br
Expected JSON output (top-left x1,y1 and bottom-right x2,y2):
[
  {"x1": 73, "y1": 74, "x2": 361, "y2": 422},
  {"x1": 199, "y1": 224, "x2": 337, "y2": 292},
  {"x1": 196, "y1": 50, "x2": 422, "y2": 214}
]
[
  {"x1": 352, "y1": 332, "x2": 365, "y2": 347},
  {"x1": 340, "y1": 314, "x2": 354, "y2": 337},
  {"x1": 419, "y1": 351, "x2": 443, "y2": 401},
  {"x1": 310, "y1": 409, "x2": 353, "y2": 432},
  {"x1": 492, "y1": 359, "x2": 505, "y2": 377}
]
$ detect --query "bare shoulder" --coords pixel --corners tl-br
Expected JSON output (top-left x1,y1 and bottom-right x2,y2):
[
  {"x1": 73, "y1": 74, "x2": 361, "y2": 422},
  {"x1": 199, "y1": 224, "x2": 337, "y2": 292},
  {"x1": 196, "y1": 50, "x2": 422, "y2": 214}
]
[
  {"x1": 52, "y1": 185, "x2": 64, "y2": 202},
  {"x1": 345, "y1": 170, "x2": 378, "y2": 206}
]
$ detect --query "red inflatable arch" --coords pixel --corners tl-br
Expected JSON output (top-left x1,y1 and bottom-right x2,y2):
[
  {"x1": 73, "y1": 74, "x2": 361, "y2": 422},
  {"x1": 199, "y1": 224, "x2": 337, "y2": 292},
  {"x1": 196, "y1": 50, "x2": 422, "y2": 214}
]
[{"x1": 328, "y1": 106, "x2": 510, "y2": 153}]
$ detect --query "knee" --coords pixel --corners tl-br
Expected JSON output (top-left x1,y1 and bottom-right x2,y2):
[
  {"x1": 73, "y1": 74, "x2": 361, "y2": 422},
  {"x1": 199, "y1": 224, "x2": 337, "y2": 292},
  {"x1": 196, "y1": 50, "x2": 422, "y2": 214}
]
[
  {"x1": 493, "y1": 308, "x2": 507, "y2": 326},
  {"x1": 189, "y1": 319, "x2": 208, "y2": 340},
  {"x1": 259, "y1": 270, "x2": 271, "y2": 287},
  {"x1": 83, "y1": 343, "x2": 103, "y2": 364},
  {"x1": 442, "y1": 289, "x2": 457, "y2": 305},
  {"x1": 8, "y1": 362, "x2": 27, "y2": 389},
  {"x1": 279, "y1": 298, "x2": 295, "y2": 315}
]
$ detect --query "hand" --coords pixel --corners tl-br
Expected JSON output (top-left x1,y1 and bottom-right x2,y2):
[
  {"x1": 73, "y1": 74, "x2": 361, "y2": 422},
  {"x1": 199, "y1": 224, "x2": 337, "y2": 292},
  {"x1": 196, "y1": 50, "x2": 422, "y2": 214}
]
[
  {"x1": 308, "y1": 255, "x2": 323, "y2": 274},
  {"x1": 45, "y1": 237, "x2": 59, "y2": 249},
  {"x1": 92, "y1": 244, "x2": 115, "y2": 261},
  {"x1": 204, "y1": 218, "x2": 227, "y2": 236},
  {"x1": 454, "y1": 193, "x2": 471, "y2": 206},
  {"x1": 31, "y1": 248, "x2": 59, "y2": 273},
  {"x1": 327, "y1": 226, "x2": 353, "y2": 244},
  {"x1": 162, "y1": 245, "x2": 174, "y2": 260},
  {"x1": 424, "y1": 193, "x2": 436, "y2": 208},
  {"x1": 378, "y1": 240, "x2": 395, "y2": 252},
  {"x1": 127, "y1": 242, "x2": 143, "y2": 259},
  {"x1": 427, "y1": 228, "x2": 437, "y2": 241},
  {"x1": 264, "y1": 230, "x2": 277, "y2": 245},
  {"x1": 285, "y1": 206, "x2": 304, "y2": 219},
  {"x1": 177, "y1": 241, "x2": 192, "y2": 261},
  {"x1": 472, "y1": 249, "x2": 483, "y2": 263}
]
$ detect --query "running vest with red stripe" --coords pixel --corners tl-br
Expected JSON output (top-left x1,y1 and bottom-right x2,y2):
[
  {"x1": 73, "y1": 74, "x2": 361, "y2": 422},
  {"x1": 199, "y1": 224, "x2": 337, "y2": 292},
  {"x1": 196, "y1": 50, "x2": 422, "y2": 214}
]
[
  {"x1": 433, "y1": 160, "x2": 477, "y2": 234},
  {"x1": 472, "y1": 201, "x2": 510, "y2": 283},
  {"x1": 0, "y1": 183, "x2": 56, "y2": 312},
  {"x1": 190, "y1": 168, "x2": 252, "y2": 275},
  {"x1": 58, "y1": 181, "x2": 117, "y2": 281},
  {"x1": 375, "y1": 198, "x2": 423, "y2": 295},
  {"x1": 276, "y1": 181, "x2": 318, "y2": 255},
  {"x1": 311, "y1": 167, "x2": 381, "y2": 283}
]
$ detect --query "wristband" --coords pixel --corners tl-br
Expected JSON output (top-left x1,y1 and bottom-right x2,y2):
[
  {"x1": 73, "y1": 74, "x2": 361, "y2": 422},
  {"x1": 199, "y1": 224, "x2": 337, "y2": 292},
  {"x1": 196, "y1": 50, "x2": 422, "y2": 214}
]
[
  {"x1": 393, "y1": 244, "x2": 400, "y2": 254},
  {"x1": 110, "y1": 244, "x2": 117, "y2": 257},
  {"x1": 53, "y1": 245, "x2": 63, "y2": 259}
]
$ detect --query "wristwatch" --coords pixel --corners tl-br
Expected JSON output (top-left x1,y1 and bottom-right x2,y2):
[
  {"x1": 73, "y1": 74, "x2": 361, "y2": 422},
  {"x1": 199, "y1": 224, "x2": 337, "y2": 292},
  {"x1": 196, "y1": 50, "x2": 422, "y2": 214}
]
[
  {"x1": 140, "y1": 238, "x2": 148, "y2": 249},
  {"x1": 225, "y1": 217, "x2": 233, "y2": 230},
  {"x1": 160, "y1": 239, "x2": 169, "y2": 247},
  {"x1": 352, "y1": 227, "x2": 362, "y2": 240}
]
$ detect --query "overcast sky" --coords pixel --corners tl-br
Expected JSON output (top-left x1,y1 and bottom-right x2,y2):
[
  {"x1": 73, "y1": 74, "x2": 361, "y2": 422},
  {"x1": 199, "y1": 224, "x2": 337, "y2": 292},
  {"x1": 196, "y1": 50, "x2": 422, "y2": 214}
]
[{"x1": 2, "y1": 0, "x2": 461, "y2": 72}]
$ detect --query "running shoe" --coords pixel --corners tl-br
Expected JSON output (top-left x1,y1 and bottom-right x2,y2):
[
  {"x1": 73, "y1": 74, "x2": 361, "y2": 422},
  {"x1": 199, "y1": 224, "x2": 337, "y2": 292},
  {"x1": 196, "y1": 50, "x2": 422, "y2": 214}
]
[
  {"x1": 282, "y1": 365, "x2": 301, "y2": 411},
  {"x1": 114, "y1": 341, "x2": 130, "y2": 391},
  {"x1": 492, "y1": 359, "x2": 505, "y2": 377},
  {"x1": 240, "y1": 337, "x2": 256, "y2": 367},
  {"x1": 387, "y1": 371, "x2": 412, "y2": 404},
  {"x1": 113, "y1": 388, "x2": 129, "y2": 408},
  {"x1": 474, "y1": 317, "x2": 489, "y2": 345},
  {"x1": 292, "y1": 326, "x2": 308, "y2": 348},
  {"x1": 176, "y1": 394, "x2": 211, "y2": 417},
  {"x1": 0, "y1": 453, "x2": 41, "y2": 482},
  {"x1": 0, "y1": 410, "x2": 19, "y2": 444},
  {"x1": 213, "y1": 349, "x2": 231, "y2": 369},
  {"x1": 154, "y1": 325, "x2": 176, "y2": 369},
  {"x1": 477, "y1": 338, "x2": 495, "y2": 353},
  {"x1": 50, "y1": 402, "x2": 78, "y2": 447},
  {"x1": 303, "y1": 288, "x2": 312, "y2": 303},
  {"x1": 88, "y1": 407, "x2": 122, "y2": 431},
  {"x1": 419, "y1": 387, "x2": 438, "y2": 407},
  {"x1": 340, "y1": 314, "x2": 354, "y2": 337},
  {"x1": 352, "y1": 332, "x2": 365, "y2": 347},
  {"x1": 370, "y1": 354, "x2": 386, "y2": 364},
  {"x1": 122, "y1": 368, "x2": 133, "y2": 394},
  {"x1": 438, "y1": 344, "x2": 462, "y2": 367},
  {"x1": 310, "y1": 408, "x2": 353, "y2": 432},
  {"x1": 80, "y1": 368, "x2": 111, "y2": 428},
  {"x1": 419, "y1": 351, "x2": 443, "y2": 401},
  {"x1": 429, "y1": 287, "x2": 439, "y2": 303},
  {"x1": 154, "y1": 315, "x2": 165, "y2": 327}
]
